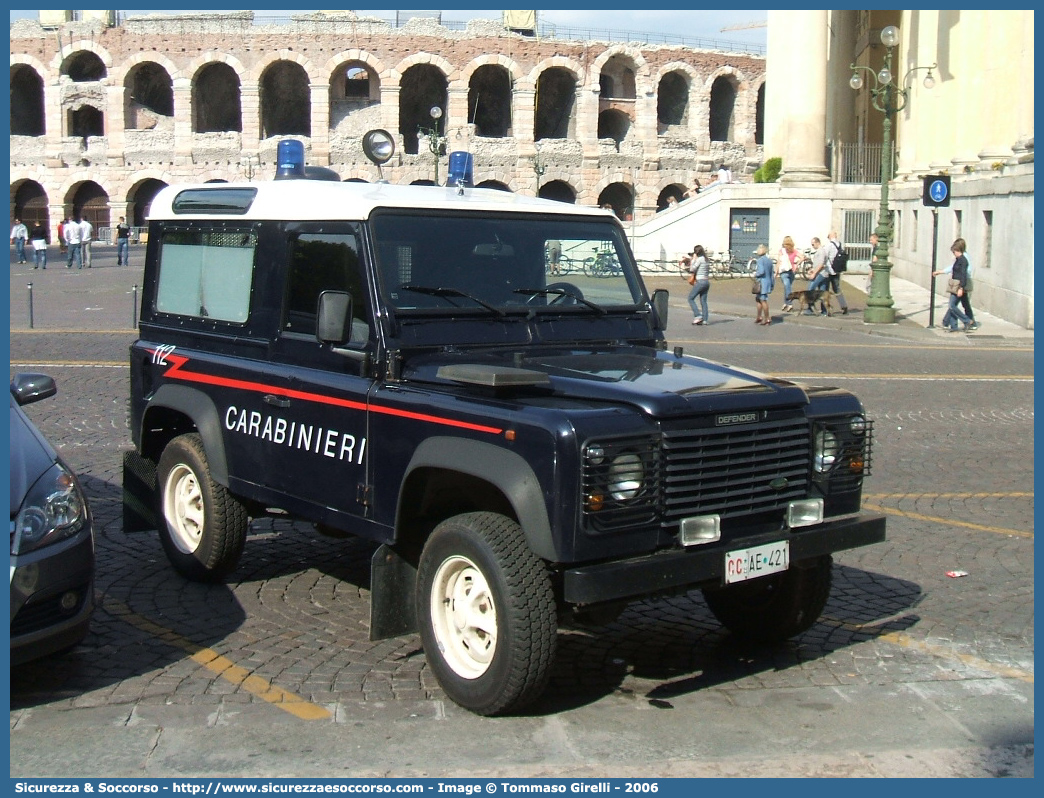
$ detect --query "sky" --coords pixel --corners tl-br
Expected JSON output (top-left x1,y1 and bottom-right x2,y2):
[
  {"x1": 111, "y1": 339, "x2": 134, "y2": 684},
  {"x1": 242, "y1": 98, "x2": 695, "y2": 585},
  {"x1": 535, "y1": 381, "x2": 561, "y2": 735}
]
[{"x1": 8, "y1": 9, "x2": 768, "y2": 47}]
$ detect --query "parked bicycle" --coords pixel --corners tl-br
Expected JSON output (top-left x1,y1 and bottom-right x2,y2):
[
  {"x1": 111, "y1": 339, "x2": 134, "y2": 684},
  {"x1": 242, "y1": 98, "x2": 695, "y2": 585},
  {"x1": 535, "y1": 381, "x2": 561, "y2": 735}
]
[{"x1": 583, "y1": 246, "x2": 621, "y2": 277}]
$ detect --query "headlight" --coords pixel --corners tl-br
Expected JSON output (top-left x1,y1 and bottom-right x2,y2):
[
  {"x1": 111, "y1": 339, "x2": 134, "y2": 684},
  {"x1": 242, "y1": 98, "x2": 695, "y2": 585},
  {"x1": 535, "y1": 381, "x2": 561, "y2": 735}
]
[
  {"x1": 607, "y1": 453, "x2": 645, "y2": 501},
  {"x1": 813, "y1": 428, "x2": 840, "y2": 473},
  {"x1": 12, "y1": 463, "x2": 88, "y2": 555},
  {"x1": 849, "y1": 415, "x2": 867, "y2": 435}
]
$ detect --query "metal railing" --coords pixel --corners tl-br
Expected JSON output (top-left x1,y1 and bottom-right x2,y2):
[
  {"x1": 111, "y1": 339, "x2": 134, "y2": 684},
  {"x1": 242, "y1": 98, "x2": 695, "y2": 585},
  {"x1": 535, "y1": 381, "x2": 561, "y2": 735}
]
[
  {"x1": 832, "y1": 142, "x2": 894, "y2": 184},
  {"x1": 70, "y1": 12, "x2": 765, "y2": 56}
]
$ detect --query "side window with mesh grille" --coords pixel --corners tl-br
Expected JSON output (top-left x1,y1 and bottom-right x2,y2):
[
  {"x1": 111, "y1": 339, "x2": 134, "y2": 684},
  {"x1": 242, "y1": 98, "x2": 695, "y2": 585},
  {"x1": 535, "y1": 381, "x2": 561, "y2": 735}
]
[{"x1": 155, "y1": 227, "x2": 256, "y2": 322}]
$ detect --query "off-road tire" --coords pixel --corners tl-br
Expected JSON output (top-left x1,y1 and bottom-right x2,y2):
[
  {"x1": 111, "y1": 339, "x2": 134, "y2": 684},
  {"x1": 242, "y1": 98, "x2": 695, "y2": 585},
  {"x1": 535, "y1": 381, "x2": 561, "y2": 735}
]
[
  {"x1": 702, "y1": 555, "x2": 833, "y2": 643},
  {"x1": 416, "y1": 511, "x2": 557, "y2": 716},
  {"x1": 157, "y1": 433, "x2": 248, "y2": 582}
]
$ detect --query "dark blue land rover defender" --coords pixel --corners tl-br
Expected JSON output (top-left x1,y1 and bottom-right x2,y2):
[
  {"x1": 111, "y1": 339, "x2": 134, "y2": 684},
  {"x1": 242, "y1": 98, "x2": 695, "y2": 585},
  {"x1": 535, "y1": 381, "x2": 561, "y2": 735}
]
[{"x1": 125, "y1": 156, "x2": 884, "y2": 715}]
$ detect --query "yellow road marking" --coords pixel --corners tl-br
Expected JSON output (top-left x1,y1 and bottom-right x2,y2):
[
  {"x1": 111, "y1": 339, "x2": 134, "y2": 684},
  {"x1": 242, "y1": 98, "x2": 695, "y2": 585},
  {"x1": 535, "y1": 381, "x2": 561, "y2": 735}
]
[
  {"x1": 862, "y1": 503, "x2": 1032, "y2": 538},
  {"x1": 821, "y1": 615, "x2": 1035, "y2": 683},
  {"x1": 102, "y1": 597, "x2": 332, "y2": 720},
  {"x1": 866, "y1": 492, "x2": 1034, "y2": 500},
  {"x1": 880, "y1": 631, "x2": 1034, "y2": 683},
  {"x1": 10, "y1": 360, "x2": 127, "y2": 368},
  {"x1": 11, "y1": 329, "x2": 135, "y2": 335}
]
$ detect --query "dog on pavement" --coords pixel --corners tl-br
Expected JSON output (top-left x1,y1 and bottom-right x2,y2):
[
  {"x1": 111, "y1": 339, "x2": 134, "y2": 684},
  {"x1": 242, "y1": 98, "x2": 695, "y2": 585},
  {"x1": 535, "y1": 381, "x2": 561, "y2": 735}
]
[{"x1": 788, "y1": 288, "x2": 834, "y2": 317}]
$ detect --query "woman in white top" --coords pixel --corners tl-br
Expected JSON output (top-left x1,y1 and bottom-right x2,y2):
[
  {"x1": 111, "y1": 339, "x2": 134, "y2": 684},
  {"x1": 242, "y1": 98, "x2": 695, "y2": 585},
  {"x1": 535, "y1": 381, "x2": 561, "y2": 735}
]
[
  {"x1": 681, "y1": 244, "x2": 711, "y2": 325},
  {"x1": 775, "y1": 235, "x2": 801, "y2": 312}
]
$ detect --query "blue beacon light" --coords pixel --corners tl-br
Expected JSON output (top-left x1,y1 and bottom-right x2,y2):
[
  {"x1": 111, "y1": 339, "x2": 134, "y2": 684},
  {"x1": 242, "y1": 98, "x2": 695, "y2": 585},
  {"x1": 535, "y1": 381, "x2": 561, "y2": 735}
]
[{"x1": 275, "y1": 139, "x2": 306, "y2": 179}]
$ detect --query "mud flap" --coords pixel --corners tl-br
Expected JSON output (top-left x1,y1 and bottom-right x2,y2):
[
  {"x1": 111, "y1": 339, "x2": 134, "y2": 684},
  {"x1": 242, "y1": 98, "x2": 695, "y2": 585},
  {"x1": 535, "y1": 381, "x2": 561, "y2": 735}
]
[
  {"x1": 123, "y1": 449, "x2": 158, "y2": 532},
  {"x1": 369, "y1": 544, "x2": 417, "y2": 640}
]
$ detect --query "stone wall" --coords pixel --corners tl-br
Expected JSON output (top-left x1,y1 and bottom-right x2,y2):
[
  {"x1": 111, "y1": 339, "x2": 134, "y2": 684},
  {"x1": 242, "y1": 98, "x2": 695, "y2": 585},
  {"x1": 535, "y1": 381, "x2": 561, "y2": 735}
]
[{"x1": 10, "y1": 11, "x2": 765, "y2": 222}]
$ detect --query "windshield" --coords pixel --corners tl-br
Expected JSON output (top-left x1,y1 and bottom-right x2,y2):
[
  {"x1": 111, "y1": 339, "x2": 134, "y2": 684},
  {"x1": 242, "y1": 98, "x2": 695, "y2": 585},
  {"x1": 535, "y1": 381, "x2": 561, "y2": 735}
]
[{"x1": 370, "y1": 211, "x2": 644, "y2": 314}]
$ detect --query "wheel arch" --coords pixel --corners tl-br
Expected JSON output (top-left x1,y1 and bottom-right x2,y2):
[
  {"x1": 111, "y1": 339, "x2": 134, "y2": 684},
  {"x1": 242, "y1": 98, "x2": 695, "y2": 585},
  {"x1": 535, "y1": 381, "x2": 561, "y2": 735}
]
[
  {"x1": 397, "y1": 437, "x2": 555, "y2": 561},
  {"x1": 139, "y1": 384, "x2": 231, "y2": 485}
]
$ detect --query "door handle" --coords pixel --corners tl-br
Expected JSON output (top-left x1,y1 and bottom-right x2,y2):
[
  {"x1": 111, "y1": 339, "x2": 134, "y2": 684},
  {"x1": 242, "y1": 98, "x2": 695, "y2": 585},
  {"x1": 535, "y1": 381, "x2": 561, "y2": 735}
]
[{"x1": 263, "y1": 394, "x2": 291, "y2": 408}]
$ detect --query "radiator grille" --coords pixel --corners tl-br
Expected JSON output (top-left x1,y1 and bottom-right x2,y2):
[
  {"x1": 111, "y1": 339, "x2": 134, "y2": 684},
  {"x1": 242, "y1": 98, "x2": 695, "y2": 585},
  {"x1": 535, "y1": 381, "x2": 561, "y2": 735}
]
[{"x1": 661, "y1": 416, "x2": 811, "y2": 523}]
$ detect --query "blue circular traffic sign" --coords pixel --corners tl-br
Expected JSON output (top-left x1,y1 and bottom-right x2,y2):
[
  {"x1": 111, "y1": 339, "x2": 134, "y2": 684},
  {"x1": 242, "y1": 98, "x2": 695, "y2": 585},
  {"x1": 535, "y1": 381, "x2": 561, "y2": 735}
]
[{"x1": 929, "y1": 179, "x2": 948, "y2": 203}]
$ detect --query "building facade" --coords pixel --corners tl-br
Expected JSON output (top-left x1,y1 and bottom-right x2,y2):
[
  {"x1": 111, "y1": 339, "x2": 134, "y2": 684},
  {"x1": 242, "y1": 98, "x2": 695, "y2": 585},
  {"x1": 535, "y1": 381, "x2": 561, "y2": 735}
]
[
  {"x1": 764, "y1": 9, "x2": 1034, "y2": 328},
  {"x1": 9, "y1": 11, "x2": 766, "y2": 233}
]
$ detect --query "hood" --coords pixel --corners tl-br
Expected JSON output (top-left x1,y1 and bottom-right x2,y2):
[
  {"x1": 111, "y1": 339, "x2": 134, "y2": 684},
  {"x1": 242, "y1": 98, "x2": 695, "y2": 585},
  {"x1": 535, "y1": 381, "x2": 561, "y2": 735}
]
[
  {"x1": 405, "y1": 346, "x2": 809, "y2": 416},
  {"x1": 9, "y1": 396, "x2": 59, "y2": 516}
]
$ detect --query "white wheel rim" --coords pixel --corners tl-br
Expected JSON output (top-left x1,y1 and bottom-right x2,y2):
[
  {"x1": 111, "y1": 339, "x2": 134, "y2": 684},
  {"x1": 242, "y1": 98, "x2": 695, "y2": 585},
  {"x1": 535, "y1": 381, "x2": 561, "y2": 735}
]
[
  {"x1": 163, "y1": 464, "x2": 205, "y2": 554},
  {"x1": 430, "y1": 555, "x2": 498, "y2": 679}
]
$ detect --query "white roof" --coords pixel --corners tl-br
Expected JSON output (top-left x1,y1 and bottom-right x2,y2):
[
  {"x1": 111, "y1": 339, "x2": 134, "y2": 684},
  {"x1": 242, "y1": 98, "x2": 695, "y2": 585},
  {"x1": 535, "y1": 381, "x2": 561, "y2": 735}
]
[{"x1": 147, "y1": 180, "x2": 613, "y2": 222}]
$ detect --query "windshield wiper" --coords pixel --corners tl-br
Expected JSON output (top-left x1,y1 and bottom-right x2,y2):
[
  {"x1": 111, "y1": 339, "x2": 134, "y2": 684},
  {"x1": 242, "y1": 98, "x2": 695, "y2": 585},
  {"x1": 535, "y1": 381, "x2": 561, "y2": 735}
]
[
  {"x1": 513, "y1": 287, "x2": 607, "y2": 315},
  {"x1": 400, "y1": 285, "x2": 506, "y2": 317}
]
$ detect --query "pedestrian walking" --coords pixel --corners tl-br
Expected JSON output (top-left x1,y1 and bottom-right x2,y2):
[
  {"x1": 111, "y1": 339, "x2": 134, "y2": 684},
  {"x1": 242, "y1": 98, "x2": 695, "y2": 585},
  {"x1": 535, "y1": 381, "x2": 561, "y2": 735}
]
[
  {"x1": 29, "y1": 221, "x2": 49, "y2": 269},
  {"x1": 753, "y1": 244, "x2": 774, "y2": 325},
  {"x1": 681, "y1": 244, "x2": 711, "y2": 325},
  {"x1": 805, "y1": 237, "x2": 833, "y2": 315},
  {"x1": 825, "y1": 231, "x2": 850, "y2": 314},
  {"x1": 116, "y1": 216, "x2": 131, "y2": 266},
  {"x1": 933, "y1": 238, "x2": 980, "y2": 332},
  {"x1": 775, "y1": 235, "x2": 800, "y2": 311},
  {"x1": 57, "y1": 218, "x2": 68, "y2": 255},
  {"x1": 933, "y1": 237, "x2": 978, "y2": 330},
  {"x1": 10, "y1": 219, "x2": 28, "y2": 263},
  {"x1": 80, "y1": 216, "x2": 94, "y2": 268},
  {"x1": 64, "y1": 216, "x2": 83, "y2": 268}
]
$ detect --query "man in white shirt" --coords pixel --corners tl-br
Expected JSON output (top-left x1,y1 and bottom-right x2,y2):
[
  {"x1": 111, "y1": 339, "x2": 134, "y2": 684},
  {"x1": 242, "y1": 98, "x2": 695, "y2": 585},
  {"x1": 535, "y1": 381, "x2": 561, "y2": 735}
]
[
  {"x1": 64, "y1": 216, "x2": 84, "y2": 268},
  {"x1": 10, "y1": 219, "x2": 28, "y2": 263},
  {"x1": 716, "y1": 164, "x2": 732, "y2": 184},
  {"x1": 79, "y1": 217, "x2": 94, "y2": 268}
]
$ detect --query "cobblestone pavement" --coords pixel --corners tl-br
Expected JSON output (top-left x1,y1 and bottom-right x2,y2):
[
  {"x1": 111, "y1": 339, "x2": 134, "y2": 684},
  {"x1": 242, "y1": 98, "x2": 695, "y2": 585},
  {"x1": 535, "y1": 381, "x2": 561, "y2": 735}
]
[{"x1": 8, "y1": 252, "x2": 1034, "y2": 777}]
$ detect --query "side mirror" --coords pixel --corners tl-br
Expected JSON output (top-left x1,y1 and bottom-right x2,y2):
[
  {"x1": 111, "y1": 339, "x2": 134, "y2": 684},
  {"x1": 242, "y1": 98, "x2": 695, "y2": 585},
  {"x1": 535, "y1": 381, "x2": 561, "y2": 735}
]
[
  {"x1": 10, "y1": 373, "x2": 57, "y2": 406},
  {"x1": 316, "y1": 291, "x2": 352, "y2": 346},
  {"x1": 650, "y1": 289, "x2": 669, "y2": 331}
]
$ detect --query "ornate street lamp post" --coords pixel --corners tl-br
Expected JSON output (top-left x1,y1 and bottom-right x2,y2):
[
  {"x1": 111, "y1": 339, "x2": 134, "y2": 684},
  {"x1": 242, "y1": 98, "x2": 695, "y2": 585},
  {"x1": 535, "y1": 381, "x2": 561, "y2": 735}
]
[
  {"x1": 849, "y1": 25, "x2": 936, "y2": 324},
  {"x1": 533, "y1": 142, "x2": 547, "y2": 194},
  {"x1": 417, "y1": 105, "x2": 446, "y2": 185}
]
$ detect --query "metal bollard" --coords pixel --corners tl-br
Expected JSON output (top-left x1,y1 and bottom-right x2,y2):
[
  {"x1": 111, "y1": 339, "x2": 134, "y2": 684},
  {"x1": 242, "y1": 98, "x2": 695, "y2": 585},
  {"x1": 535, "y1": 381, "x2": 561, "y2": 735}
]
[
  {"x1": 132, "y1": 283, "x2": 138, "y2": 328},
  {"x1": 27, "y1": 283, "x2": 34, "y2": 329}
]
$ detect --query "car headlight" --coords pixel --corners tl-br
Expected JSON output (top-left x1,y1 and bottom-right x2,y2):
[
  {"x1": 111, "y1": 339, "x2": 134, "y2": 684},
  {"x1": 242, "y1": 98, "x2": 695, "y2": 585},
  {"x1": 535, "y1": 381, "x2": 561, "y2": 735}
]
[
  {"x1": 12, "y1": 463, "x2": 88, "y2": 555},
  {"x1": 607, "y1": 453, "x2": 645, "y2": 501},
  {"x1": 813, "y1": 428, "x2": 840, "y2": 473}
]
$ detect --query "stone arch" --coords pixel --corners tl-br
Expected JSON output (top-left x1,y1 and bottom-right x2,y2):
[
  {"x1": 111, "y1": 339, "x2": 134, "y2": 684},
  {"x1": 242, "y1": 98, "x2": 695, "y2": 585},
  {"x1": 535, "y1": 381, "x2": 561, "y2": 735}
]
[
  {"x1": 656, "y1": 62, "x2": 697, "y2": 134},
  {"x1": 123, "y1": 61, "x2": 175, "y2": 130},
  {"x1": 537, "y1": 180, "x2": 576, "y2": 204},
  {"x1": 11, "y1": 63, "x2": 46, "y2": 136},
  {"x1": 327, "y1": 52, "x2": 385, "y2": 135},
  {"x1": 124, "y1": 174, "x2": 170, "y2": 227},
  {"x1": 258, "y1": 59, "x2": 312, "y2": 138},
  {"x1": 655, "y1": 183, "x2": 687, "y2": 211},
  {"x1": 531, "y1": 60, "x2": 583, "y2": 141},
  {"x1": 192, "y1": 60, "x2": 243, "y2": 134},
  {"x1": 62, "y1": 179, "x2": 111, "y2": 228},
  {"x1": 111, "y1": 51, "x2": 182, "y2": 85},
  {"x1": 476, "y1": 179, "x2": 511, "y2": 192},
  {"x1": 52, "y1": 41, "x2": 113, "y2": 75},
  {"x1": 247, "y1": 50, "x2": 323, "y2": 86},
  {"x1": 703, "y1": 67, "x2": 742, "y2": 143},
  {"x1": 466, "y1": 63, "x2": 514, "y2": 137},
  {"x1": 11, "y1": 179, "x2": 50, "y2": 228},
  {"x1": 398, "y1": 61, "x2": 450, "y2": 155},
  {"x1": 588, "y1": 45, "x2": 650, "y2": 95},
  {"x1": 596, "y1": 182, "x2": 636, "y2": 219}
]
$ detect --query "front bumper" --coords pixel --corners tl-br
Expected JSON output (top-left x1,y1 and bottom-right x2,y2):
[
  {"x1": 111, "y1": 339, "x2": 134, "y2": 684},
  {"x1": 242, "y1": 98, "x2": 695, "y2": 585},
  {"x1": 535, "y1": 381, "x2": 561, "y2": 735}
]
[
  {"x1": 10, "y1": 529, "x2": 95, "y2": 666},
  {"x1": 562, "y1": 513, "x2": 886, "y2": 604}
]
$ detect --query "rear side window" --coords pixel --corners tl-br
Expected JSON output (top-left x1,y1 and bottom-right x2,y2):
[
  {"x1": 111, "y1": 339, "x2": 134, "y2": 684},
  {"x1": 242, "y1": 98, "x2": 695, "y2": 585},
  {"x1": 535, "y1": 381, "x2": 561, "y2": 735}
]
[{"x1": 155, "y1": 228, "x2": 257, "y2": 322}]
